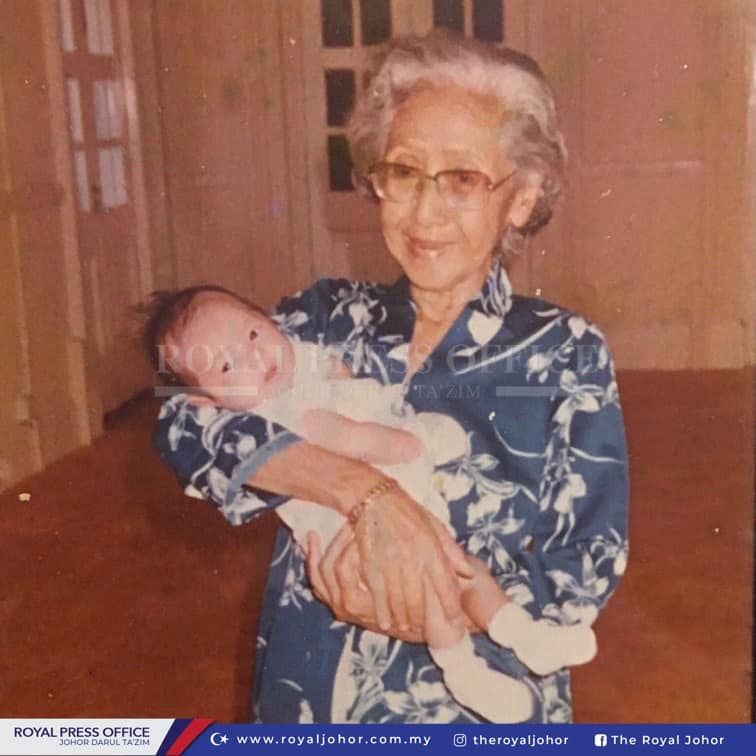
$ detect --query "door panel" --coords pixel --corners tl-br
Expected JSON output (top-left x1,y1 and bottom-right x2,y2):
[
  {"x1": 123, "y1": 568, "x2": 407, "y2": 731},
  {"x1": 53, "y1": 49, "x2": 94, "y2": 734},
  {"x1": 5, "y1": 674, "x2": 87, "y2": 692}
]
[{"x1": 58, "y1": 0, "x2": 151, "y2": 413}]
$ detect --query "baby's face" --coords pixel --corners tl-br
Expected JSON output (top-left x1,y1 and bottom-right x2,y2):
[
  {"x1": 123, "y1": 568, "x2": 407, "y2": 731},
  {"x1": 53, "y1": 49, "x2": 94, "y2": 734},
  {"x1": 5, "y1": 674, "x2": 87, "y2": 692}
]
[{"x1": 170, "y1": 293, "x2": 295, "y2": 410}]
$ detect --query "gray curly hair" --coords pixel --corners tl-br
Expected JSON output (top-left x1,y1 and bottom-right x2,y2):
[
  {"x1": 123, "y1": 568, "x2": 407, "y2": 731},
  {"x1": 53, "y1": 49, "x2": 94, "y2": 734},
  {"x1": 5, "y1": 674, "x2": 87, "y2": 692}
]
[{"x1": 346, "y1": 30, "x2": 567, "y2": 253}]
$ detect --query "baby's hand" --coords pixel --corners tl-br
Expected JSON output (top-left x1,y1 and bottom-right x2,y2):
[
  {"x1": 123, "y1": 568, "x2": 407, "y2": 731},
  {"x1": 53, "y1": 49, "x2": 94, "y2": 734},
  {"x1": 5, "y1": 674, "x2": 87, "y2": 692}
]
[
  {"x1": 460, "y1": 555, "x2": 508, "y2": 632},
  {"x1": 423, "y1": 574, "x2": 466, "y2": 650}
]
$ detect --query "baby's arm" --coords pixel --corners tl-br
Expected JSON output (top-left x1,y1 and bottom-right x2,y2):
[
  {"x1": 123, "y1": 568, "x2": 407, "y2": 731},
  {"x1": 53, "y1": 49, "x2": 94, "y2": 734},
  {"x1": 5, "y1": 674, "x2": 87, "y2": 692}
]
[
  {"x1": 299, "y1": 408, "x2": 423, "y2": 465},
  {"x1": 461, "y1": 555, "x2": 597, "y2": 676}
]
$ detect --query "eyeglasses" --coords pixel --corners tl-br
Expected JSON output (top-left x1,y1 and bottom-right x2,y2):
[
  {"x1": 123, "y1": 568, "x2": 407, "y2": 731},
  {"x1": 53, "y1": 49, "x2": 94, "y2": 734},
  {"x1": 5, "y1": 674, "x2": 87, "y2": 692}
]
[{"x1": 368, "y1": 162, "x2": 517, "y2": 210}]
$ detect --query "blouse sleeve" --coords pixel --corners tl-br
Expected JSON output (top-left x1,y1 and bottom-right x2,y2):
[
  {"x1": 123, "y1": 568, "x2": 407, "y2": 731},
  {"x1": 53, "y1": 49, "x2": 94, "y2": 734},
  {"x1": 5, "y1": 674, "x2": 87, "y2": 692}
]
[
  {"x1": 496, "y1": 324, "x2": 630, "y2": 628},
  {"x1": 152, "y1": 279, "x2": 336, "y2": 525}
]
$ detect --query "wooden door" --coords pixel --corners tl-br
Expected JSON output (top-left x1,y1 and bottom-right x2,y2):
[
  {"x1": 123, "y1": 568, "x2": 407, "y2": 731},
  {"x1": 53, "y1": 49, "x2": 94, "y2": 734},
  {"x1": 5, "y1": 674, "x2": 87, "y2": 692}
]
[{"x1": 58, "y1": 0, "x2": 151, "y2": 415}]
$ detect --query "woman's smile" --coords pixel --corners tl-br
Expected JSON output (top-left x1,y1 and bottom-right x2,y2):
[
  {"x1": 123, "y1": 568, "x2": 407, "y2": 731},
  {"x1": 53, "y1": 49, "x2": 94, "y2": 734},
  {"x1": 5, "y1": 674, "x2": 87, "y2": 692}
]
[{"x1": 405, "y1": 234, "x2": 454, "y2": 259}]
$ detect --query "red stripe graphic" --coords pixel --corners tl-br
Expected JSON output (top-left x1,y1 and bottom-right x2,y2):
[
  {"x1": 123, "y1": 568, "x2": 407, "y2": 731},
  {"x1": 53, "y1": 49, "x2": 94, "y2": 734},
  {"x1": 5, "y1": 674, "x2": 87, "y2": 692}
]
[{"x1": 167, "y1": 718, "x2": 214, "y2": 755}]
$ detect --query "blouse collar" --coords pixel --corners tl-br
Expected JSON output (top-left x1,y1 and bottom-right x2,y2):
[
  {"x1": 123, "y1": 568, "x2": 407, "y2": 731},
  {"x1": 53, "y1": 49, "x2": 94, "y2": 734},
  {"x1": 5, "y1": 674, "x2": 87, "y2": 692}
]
[{"x1": 385, "y1": 256, "x2": 513, "y2": 320}]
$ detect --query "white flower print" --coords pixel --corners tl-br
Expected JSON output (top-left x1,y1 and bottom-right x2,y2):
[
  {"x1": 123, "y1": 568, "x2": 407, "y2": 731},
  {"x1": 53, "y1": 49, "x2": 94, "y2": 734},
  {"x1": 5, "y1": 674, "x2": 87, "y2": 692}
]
[
  {"x1": 553, "y1": 370, "x2": 603, "y2": 426},
  {"x1": 436, "y1": 432, "x2": 534, "y2": 505},
  {"x1": 279, "y1": 551, "x2": 313, "y2": 611},
  {"x1": 590, "y1": 528, "x2": 629, "y2": 576},
  {"x1": 277, "y1": 679, "x2": 315, "y2": 723},
  {"x1": 467, "y1": 311, "x2": 503, "y2": 346},
  {"x1": 382, "y1": 666, "x2": 460, "y2": 724},
  {"x1": 567, "y1": 315, "x2": 587, "y2": 339},
  {"x1": 543, "y1": 472, "x2": 586, "y2": 551},
  {"x1": 332, "y1": 629, "x2": 401, "y2": 722},
  {"x1": 476, "y1": 258, "x2": 513, "y2": 318},
  {"x1": 467, "y1": 495, "x2": 524, "y2": 571},
  {"x1": 298, "y1": 699, "x2": 314, "y2": 723},
  {"x1": 544, "y1": 551, "x2": 609, "y2": 625},
  {"x1": 526, "y1": 351, "x2": 555, "y2": 383},
  {"x1": 539, "y1": 673, "x2": 572, "y2": 723},
  {"x1": 505, "y1": 581, "x2": 536, "y2": 609},
  {"x1": 271, "y1": 308, "x2": 309, "y2": 338}
]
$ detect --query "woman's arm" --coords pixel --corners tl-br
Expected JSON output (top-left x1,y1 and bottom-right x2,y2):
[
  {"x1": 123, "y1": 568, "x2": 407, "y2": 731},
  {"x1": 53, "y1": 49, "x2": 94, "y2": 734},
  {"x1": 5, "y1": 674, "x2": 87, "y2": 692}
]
[{"x1": 477, "y1": 327, "x2": 629, "y2": 659}]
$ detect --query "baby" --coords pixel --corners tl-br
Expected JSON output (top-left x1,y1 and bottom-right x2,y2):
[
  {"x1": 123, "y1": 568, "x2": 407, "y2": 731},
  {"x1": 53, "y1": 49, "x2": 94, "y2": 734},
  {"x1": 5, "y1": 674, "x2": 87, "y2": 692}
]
[{"x1": 144, "y1": 284, "x2": 597, "y2": 723}]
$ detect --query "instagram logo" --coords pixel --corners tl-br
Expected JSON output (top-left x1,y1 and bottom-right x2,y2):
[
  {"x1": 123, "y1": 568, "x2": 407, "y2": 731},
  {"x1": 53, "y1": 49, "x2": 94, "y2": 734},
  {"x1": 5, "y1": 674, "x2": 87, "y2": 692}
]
[
  {"x1": 453, "y1": 734, "x2": 467, "y2": 747},
  {"x1": 594, "y1": 734, "x2": 608, "y2": 747}
]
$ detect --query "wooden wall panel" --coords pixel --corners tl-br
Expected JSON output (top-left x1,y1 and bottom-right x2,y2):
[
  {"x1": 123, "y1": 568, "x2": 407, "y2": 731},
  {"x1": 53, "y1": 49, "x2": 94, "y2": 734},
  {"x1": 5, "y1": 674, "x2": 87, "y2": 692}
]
[
  {"x1": 580, "y1": 0, "x2": 708, "y2": 164},
  {"x1": 0, "y1": 0, "x2": 91, "y2": 490},
  {"x1": 529, "y1": 0, "x2": 750, "y2": 368},
  {"x1": 128, "y1": 0, "x2": 175, "y2": 291},
  {"x1": 0, "y1": 84, "x2": 41, "y2": 489},
  {"x1": 153, "y1": 0, "x2": 315, "y2": 310}
]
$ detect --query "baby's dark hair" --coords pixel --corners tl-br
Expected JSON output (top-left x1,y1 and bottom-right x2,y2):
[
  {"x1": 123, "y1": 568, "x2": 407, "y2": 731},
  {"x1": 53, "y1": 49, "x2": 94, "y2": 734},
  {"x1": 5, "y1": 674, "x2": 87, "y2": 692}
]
[{"x1": 140, "y1": 284, "x2": 263, "y2": 385}]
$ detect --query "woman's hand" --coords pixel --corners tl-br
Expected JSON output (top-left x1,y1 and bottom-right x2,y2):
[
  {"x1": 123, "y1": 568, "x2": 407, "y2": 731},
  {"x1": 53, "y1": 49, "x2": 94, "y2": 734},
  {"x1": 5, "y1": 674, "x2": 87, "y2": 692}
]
[
  {"x1": 350, "y1": 486, "x2": 470, "y2": 633},
  {"x1": 306, "y1": 529, "x2": 424, "y2": 643}
]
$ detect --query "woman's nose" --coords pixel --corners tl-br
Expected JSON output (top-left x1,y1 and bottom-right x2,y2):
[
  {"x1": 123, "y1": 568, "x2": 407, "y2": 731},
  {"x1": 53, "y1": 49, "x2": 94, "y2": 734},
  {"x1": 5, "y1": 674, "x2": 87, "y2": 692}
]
[{"x1": 412, "y1": 176, "x2": 448, "y2": 225}]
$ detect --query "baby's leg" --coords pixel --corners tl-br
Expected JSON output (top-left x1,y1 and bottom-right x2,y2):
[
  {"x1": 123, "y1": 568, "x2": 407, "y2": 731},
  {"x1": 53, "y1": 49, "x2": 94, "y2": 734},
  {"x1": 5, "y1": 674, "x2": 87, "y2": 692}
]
[
  {"x1": 429, "y1": 636, "x2": 534, "y2": 723},
  {"x1": 425, "y1": 577, "x2": 533, "y2": 723},
  {"x1": 458, "y1": 560, "x2": 597, "y2": 676},
  {"x1": 488, "y1": 603, "x2": 597, "y2": 676}
]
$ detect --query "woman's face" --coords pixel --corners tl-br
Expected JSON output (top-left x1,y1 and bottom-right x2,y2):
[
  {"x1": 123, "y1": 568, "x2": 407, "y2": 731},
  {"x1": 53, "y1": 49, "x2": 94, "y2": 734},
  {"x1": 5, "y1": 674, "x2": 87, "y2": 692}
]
[{"x1": 379, "y1": 83, "x2": 527, "y2": 298}]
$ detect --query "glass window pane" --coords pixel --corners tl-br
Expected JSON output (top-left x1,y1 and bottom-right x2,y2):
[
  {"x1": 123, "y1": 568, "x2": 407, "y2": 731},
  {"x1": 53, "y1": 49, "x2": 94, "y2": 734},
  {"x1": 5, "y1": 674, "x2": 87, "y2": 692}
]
[
  {"x1": 66, "y1": 78, "x2": 84, "y2": 143},
  {"x1": 111, "y1": 148, "x2": 127, "y2": 206},
  {"x1": 327, "y1": 135, "x2": 353, "y2": 191},
  {"x1": 93, "y1": 81, "x2": 109, "y2": 139},
  {"x1": 360, "y1": 0, "x2": 391, "y2": 46},
  {"x1": 93, "y1": 80, "x2": 122, "y2": 139},
  {"x1": 98, "y1": 147, "x2": 126, "y2": 208},
  {"x1": 84, "y1": 0, "x2": 114, "y2": 55},
  {"x1": 98, "y1": 0, "x2": 114, "y2": 54},
  {"x1": 325, "y1": 70, "x2": 355, "y2": 127},
  {"x1": 322, "y1": 0, "x2": 353, "y2": 47},
  {"x1": 473, "y1": 0, "x2": 503, "y2": 42},
  {"x1": 58, "y1": 0, "x2": 75, "y2": 52},
  {"x1": 433, "y1": 0, "x2": 464, "y2": 33},
  {"x1": 73, "y1": 150, "x2": 92, "y2": 212},
  {"x1": 98, "y1": 147, "x2": 114, "y2": 207},
  {"x1": 107, "y1": 82, "x2": 122, "y2": 138},
  {"x1": 84, "y1": 0, "x2": 101, "y2": 53}
]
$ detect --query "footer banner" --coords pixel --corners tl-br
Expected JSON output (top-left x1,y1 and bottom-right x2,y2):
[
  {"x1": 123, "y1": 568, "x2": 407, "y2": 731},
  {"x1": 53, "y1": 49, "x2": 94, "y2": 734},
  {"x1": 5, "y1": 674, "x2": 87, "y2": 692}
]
[
  {"x1": 1, "y1": 722, "x2": 754, "y2": 755},
  {"x1": 0, "y1": 719, "x2": 207, "y2": 755}
]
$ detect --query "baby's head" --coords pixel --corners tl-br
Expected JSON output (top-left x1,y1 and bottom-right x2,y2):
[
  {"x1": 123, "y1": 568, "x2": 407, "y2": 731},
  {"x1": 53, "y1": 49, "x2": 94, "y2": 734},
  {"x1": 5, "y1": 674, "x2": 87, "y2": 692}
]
[{"x1": 142, "y1": 285, "x2": 295, "y2": 410}]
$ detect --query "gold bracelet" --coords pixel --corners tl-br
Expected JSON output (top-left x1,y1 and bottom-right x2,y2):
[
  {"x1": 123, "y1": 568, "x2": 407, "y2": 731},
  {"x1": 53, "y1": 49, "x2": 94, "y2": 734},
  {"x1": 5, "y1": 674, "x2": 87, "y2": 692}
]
[{"x1": 346, "y1": 478, "x2": 399, "y2": 526}]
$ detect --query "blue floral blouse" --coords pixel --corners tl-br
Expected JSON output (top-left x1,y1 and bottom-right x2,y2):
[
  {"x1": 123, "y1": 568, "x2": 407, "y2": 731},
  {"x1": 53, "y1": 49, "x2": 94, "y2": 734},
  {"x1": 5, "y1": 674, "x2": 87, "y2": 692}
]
[{"x1": 154, "y1": 259, "x2": 629, "y2": 723}]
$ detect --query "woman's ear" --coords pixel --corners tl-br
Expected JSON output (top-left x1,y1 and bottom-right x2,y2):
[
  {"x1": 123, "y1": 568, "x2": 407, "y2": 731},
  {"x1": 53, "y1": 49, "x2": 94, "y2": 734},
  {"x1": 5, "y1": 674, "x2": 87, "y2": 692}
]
[{"x1": 506, "y1": 182, "x2": 542, "y2": 230}]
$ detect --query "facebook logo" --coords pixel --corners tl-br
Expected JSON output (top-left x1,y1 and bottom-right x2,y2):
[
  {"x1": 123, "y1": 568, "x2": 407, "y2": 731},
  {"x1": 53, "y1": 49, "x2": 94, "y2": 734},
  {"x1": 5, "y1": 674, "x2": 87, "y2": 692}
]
[{"x1": 594, "y1": 734, "x2": 608, "y2": 747}]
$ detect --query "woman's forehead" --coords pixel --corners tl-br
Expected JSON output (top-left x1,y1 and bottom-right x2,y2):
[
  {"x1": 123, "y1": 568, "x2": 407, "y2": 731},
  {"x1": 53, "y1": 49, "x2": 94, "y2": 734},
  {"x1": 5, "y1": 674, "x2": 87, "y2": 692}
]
[{"x1": 385, "y1": 83, "x2": 506, "y2": 164}]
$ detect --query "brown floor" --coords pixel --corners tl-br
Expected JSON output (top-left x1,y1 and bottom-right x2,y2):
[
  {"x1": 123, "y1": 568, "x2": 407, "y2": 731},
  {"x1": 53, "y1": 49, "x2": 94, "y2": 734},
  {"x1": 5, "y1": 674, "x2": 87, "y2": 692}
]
[{"x1": 1, "y1": 371, "x2": 753, "y2": 722}]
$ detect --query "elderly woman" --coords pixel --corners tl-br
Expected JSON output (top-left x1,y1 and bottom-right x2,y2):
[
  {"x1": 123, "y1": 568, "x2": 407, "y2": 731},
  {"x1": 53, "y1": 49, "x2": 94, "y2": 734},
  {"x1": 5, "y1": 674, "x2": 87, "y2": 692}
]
[{"x1": 156, "y1": 31, "x2": 628, "y2": 723}]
